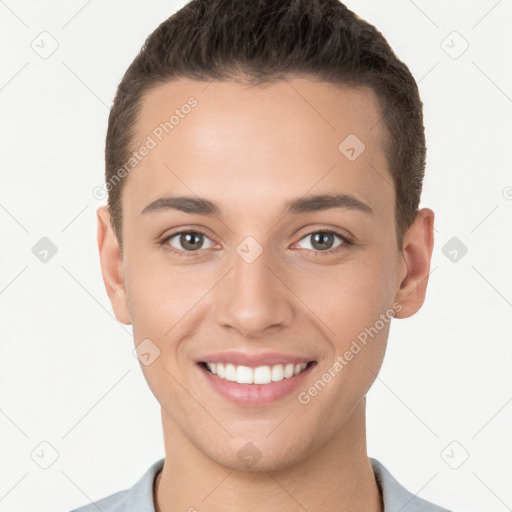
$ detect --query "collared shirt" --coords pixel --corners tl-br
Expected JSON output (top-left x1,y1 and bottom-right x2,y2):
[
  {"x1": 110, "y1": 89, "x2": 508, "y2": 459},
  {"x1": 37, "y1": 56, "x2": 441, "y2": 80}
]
[{"x1": 69, "y1": 457, "x2": 452, "y2": 512}]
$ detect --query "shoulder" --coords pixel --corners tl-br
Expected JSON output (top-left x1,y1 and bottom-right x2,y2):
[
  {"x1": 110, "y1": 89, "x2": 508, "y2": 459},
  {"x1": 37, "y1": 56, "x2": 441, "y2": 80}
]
[
  {"x1": 67, "y1": 458, "x2": 165, "y2": 512},
  {"x1": 69, "y1": 489, "x2": 128, "y2": 512},
  {"x1": 370, "y1": 458, "x2": 452, "y2": 512}
]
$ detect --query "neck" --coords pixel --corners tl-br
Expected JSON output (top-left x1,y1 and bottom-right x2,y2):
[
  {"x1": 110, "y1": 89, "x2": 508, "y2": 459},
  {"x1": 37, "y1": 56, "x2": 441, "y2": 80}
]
[{"x1": 155, "y1": 398, "x2": 382, "y2": 512}]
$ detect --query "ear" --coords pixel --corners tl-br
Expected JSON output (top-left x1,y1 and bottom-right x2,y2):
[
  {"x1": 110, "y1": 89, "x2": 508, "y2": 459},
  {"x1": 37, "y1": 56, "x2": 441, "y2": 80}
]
[
  {"x1": 97, "y1": 205, "x2": 131, "y2": 325},
  {"x1": 394, "y1": 208, "x2": 435, "y2": 319}
]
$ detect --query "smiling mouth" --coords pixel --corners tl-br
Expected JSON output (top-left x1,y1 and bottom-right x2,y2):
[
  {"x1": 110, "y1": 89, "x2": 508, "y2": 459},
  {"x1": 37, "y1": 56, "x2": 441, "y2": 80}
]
[{"x1": 199, "y1": 361, "x2": 316, "y2": 385}]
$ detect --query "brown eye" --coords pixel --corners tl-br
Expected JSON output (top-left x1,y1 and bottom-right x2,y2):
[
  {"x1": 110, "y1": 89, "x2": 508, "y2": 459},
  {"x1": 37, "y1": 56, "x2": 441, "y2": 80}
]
[
  {"x1": 296, "y1": 230, "x2": 350, "y2": 254},
  {"x1": 165, "y1": 230, "x2": 214, "y2": 253}
]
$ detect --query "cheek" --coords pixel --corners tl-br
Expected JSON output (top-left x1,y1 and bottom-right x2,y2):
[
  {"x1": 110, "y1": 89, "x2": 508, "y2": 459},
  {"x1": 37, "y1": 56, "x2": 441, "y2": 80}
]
[
  {"x1": 292, "y1": 256, "x2": 395, "y2": 431},
  {"x1": 292, "y1": 247, "x2": 397, "y2": 342},
  {"x1": 123, "y1": 255, "x2": 217, "y2": 403},
  {"x1": 123, "y1": 259, "x2": 201, "y2": 415},
  {"x1": 125, "y1": 254, "x2": 209, "y2": 338}
]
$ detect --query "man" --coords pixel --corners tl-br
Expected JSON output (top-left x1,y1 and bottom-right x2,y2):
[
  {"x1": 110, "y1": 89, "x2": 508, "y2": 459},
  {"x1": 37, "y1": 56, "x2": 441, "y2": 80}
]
[{"x1": 71, "y1": 0, "x2": 453, "y2": 510}]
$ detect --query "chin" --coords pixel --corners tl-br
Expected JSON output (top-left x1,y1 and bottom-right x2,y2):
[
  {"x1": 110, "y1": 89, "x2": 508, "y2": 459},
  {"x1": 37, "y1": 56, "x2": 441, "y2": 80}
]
[{"x1": 204, "y1": 434, "x2": 315, "y2": 473}]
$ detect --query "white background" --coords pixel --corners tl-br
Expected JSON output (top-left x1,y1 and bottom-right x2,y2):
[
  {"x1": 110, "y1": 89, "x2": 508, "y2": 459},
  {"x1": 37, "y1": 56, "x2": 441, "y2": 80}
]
[{"x1": 0, "y1": 1, "x2": 511, "y2": 511}]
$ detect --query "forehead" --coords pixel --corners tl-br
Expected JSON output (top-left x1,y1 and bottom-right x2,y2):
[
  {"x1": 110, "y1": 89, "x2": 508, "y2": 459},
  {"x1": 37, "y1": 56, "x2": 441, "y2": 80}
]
[{"x1": 123, "y1": 77, "x2": 393, "y2": 222}]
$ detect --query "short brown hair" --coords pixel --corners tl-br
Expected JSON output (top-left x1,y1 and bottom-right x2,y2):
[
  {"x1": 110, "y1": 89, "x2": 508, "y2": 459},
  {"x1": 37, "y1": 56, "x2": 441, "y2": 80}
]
[{"x1": 105, "y1": 0, "x2": 426, "y2": 251}]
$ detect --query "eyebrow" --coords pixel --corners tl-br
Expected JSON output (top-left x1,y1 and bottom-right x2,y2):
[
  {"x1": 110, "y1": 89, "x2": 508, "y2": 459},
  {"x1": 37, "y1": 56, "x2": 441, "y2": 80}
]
[{"x1": 140, "y1": 192, "x2": 374, "y2": 217}]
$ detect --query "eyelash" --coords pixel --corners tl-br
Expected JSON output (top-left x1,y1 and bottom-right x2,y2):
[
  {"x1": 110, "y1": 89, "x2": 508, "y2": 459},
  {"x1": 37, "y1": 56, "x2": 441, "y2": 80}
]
[{"x1": 161, "y1": 228, "x2": 353, "y2": 258}]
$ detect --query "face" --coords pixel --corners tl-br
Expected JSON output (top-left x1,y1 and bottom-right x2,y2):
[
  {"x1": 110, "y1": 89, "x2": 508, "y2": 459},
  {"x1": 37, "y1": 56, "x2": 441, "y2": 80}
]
[{"x1": 98, "y1": 77, "x2": 433, "y2": 471}]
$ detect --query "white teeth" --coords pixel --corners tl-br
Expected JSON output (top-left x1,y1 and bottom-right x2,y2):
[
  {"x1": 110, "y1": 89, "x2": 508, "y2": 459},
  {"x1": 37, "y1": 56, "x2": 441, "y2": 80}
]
[
  {"x1": 205, "y1": 361, "x2": 308, "y2": 384},
  {"x1": 225, "y1": 363, "x2": 236, "y2": 382},
  {"x1": 215, "y1": 362, "x2": 225, "y2": 378},
  {"x1": 235, "y1": 365, "x2": 253, "y2": 384},
  {"x1": 271, "y1": 364, "x2": 284, "y2": 381},
  {"x1": 284, "y1": 363, "x2": 295, "y2": 378},
  {"x1": 254, "y1": 365, "x2": 272, "y2": 384}
]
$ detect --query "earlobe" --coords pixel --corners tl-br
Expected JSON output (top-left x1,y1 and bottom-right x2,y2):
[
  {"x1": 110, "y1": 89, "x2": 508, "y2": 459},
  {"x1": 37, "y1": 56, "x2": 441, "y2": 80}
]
[
  {"x1": 394, "y1": 208, "x2": 435, "y2": 319},
  {"x1": 97, "y1": 206, "x2": 132, "y2": 325}
]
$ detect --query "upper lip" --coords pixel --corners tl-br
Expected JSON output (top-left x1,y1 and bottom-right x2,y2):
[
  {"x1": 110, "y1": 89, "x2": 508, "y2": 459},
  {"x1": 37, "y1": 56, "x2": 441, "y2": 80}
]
[{"x1": 197, "y1": 351, "x2": 314, "y2": 367}]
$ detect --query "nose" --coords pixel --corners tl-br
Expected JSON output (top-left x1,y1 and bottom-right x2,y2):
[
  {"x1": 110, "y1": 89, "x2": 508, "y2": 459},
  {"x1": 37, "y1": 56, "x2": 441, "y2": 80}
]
[{"x1": 213, "y1": 246, "x2": 295, "y2": 339}]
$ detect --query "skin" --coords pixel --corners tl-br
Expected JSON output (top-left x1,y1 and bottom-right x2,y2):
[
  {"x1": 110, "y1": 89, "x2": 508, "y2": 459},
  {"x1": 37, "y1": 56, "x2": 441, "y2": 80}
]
[{"x1": 97, "y1": 77, "x2": 434, "y2": 512}]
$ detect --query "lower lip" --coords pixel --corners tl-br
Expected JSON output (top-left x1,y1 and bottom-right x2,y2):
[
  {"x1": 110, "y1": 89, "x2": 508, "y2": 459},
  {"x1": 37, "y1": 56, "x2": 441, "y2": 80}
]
[{"x1": 198, "y1": 363, "x2": 315, "y2": 406}]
